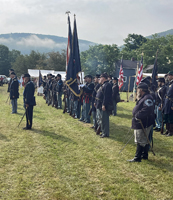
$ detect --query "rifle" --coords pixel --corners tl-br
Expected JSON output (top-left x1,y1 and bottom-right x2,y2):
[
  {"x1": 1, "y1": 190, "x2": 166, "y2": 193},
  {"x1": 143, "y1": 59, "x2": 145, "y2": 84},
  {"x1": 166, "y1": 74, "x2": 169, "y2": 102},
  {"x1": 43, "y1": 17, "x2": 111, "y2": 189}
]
[
  {"x1": 160, "y1": 113, "x2": 164, "y2": 134},
  {"x1": 6, "y1": 94, "x2": 10, "y2": 103},
  {"x1": 96, "y1": 125, "x2": 101, "y2": 135},
  {"x1": 63, "y1": 94, "x2": 67, "y2": 114},
  {"x1": 96, "y1": 110, "x2": 102, "y2": 135},
  {"x1": 69, "y1": 101, "x2": 73, "y2": 116},
  {"x1": 88, "y1": 107, "x2": 92, "y2": 116},
  {"x1": 119, "y1": 129, "x2": 133, "y2": 154},
  {"x1": 137, "y1": 119, "x2": 155, "y2": 156},
  {"x1": 18, "y1": 109, "x2": 26, "y2": 127}
]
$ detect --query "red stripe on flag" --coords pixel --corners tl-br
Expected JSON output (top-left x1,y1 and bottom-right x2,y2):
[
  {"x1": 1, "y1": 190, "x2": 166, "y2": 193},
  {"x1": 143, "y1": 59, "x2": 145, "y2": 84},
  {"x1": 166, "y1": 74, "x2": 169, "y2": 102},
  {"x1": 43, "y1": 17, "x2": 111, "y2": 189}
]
[{"x1": 118, "y1": 64, "x2": 124, "y2": 89}]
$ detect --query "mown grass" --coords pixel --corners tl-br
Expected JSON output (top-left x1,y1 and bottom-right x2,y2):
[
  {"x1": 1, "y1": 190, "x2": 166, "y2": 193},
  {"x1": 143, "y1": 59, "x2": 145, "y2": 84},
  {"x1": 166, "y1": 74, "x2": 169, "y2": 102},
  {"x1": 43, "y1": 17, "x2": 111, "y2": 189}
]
[{"x1": 0, "y1": 85, "x2": 172, "y2": 200}]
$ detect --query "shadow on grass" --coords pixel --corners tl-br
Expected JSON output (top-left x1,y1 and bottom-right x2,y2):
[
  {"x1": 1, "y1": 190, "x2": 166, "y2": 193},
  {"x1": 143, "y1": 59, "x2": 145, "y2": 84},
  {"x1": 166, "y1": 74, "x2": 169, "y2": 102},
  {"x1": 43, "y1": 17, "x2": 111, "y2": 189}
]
[
  {"x1": 30, "y1": 128, "x2": 76, "y2": 144},
  {"x1": 118, "y1": 105, "x2": 133, "y2": 112},
  {"x1": 0, "y1": 133, "x2": 9, "y2": 141},
  {"x1": 147, "y1": 158, "x2": 173, "y2": 172},
  {"x1": 115, "y1": 113, "x2": 132, "y2": 120},
  {"x1": 109, "y1": 121, "x2": 173, "y2": 172}
]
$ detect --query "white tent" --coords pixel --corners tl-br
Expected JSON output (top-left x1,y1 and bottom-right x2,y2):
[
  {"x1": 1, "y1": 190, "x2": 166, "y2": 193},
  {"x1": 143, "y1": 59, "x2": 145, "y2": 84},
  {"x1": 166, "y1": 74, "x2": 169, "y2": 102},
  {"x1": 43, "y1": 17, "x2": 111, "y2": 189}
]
[
  {"x1": 28, "y1": 69, "x2": 84, "y2": 82},
  {"x1": 143, "y1": 73, "x2": 166, "y2": 78}
]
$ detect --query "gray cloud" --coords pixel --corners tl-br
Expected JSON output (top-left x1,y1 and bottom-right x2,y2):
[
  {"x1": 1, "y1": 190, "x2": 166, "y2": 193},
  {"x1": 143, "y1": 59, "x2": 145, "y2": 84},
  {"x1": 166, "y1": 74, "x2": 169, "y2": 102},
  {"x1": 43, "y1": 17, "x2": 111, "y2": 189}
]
[
  {"x1": 0, "y1": 35, "x2": 66, "y2": 49},
  {"x1": 0, "y1": 0, "x2": 173, "y2": 46}
]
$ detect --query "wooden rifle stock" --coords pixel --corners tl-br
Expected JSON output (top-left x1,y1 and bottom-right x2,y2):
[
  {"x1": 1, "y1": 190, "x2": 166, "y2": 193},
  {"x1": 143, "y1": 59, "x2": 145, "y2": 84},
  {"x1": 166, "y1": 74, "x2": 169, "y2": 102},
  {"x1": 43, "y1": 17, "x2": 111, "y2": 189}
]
[
  {"x1": 96, "y1": 125, "x2": 101, "y2": 135},
  {"x1": 88, "y1": 108, "x2": 92, "y2": 116},
  {"x1": 161, "y1": 113, "x2": 164, "y2": 134},
  {"x1": 63, "y1": 95, "x2": 67, "y2": 114}
]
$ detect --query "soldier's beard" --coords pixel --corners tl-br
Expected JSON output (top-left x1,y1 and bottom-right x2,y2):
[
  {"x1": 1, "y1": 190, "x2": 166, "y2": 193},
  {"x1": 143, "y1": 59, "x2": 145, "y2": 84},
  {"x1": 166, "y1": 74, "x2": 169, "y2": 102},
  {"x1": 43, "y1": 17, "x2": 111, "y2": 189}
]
[{"x1": 137, "y1": 91, "x2": 142, "y2": 100}]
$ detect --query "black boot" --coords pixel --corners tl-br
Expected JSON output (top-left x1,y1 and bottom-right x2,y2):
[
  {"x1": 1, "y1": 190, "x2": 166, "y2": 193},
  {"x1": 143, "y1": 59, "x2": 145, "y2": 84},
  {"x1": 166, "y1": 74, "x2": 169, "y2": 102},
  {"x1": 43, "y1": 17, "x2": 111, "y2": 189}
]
[
  {"x1": 141, "y1": 144, "x2": 149, "y2": 160},
  {"x1": 163, "y1": 123, "x2": 170, "y2": 135},
  {"x1": 127, "y1": 144, "x2": 143, "y2": 162},
  {"x1": 166, "y1": 124, "x2": 173, "y2": 137}
]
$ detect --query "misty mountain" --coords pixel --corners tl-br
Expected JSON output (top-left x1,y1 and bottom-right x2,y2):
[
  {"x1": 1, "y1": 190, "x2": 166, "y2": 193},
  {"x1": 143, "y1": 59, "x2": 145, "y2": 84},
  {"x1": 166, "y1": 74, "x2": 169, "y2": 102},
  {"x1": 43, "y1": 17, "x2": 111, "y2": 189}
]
[
  {"x1": 118, "y1": 29, "x2": 173, "y2": 50},
  {"x1": 0, "y1": 33, "x2": 96, "y2": 54},
  {"x1": 146, "y1": 29, "x2": 173, "y2": 39}
]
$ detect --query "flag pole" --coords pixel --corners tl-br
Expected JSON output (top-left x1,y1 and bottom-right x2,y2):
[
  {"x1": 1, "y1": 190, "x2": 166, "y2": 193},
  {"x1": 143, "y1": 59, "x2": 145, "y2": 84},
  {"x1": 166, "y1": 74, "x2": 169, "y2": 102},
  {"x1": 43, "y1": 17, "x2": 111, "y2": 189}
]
[{"x1": 133, "y1": 62, "x2": 139, "y2": 102}]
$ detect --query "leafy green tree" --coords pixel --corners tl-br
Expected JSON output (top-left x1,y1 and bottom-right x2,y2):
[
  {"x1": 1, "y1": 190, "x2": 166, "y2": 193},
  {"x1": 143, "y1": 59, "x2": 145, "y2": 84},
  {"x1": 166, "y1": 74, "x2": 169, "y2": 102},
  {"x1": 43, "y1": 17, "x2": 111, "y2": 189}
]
[
  {"x1": 8, "y1": 49, "x2": 21, "y2": 64},
  {"x1": 81, "y1": 44, "x2": 119, "y2": 76},
  {"x1": 124, "y1": 33, "x2": 147, "y2": 51},
  {"x1": 137, "y1": 34, "x2": 173, "y2": 73},
  {"x1": 0, "y1": 45, "x2": 11, "y2": 75},
  {"x1": 121, "y1": 34, "x2": 147, "y2": 60},
  {"x1": 47, "y1": 50, "x2": 66, "y2": 71}
]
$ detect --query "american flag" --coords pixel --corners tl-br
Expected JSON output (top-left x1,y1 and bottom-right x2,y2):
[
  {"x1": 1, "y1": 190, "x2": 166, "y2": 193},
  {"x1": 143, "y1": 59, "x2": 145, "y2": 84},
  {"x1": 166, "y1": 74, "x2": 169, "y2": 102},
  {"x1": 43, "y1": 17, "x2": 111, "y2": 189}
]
[
  {"x1": 66, "y1": 16, "x2": 72, "y2": 72},
  {"x1": 118, "y1": 58, "x2": 124, "y2": 90},
  {"x1": 136, "y1": 56, "x2": 143, "y2": 86}
]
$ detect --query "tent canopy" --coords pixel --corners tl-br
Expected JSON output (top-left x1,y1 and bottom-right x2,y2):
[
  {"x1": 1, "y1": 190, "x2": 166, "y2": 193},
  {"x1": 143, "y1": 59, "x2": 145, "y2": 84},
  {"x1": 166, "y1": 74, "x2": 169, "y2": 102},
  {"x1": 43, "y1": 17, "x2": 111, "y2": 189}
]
[{"x1": 28, "y1": 69, "x2": 84, "y2": 81}]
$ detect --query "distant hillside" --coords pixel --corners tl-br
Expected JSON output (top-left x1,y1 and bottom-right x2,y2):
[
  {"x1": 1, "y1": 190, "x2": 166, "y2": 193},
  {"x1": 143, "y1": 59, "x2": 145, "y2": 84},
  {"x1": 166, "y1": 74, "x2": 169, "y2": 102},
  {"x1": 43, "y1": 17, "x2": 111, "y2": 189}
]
[
  {"x1": 0, "y1": 33, "x2": 96, "y2": 54},
  {"x1": 146, "y1": 29, "x2": 173, "y2": 39},
  {"x1": 119, "y1": 29, "x2": 173, "y2": 50}
]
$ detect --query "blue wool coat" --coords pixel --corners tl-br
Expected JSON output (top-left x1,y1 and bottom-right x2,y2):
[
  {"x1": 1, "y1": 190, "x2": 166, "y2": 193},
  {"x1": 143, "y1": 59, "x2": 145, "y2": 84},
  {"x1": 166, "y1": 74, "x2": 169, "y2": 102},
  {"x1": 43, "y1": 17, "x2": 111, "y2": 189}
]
[{"x1": 132, "y1": 92, "x2": 155, "y2": 129}]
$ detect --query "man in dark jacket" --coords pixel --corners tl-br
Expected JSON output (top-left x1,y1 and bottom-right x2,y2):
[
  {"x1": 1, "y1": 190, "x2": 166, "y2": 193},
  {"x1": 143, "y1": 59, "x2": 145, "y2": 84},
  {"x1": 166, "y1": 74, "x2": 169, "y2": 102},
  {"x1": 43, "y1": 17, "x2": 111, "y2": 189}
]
[
  {"x1": 128, "y1": 82, "x2": 155, "y2": 162},
  {"x1": 7, "y1": 68, "x2": 15, "y2": 92},
  {"x1": 10, "y1": 72, "x2": 19, "y2": 114},
  {"x1": 83, "y1": 75, "x2": 94, "y2": 123},
  {"x1": 91, "y1": 74, "x2": 100, "y2": 129},
  {"x1": 46, "y1": 74, "x2": 52, "y2": 105},
  {"x1": 23, "y1": 73, "x2": 35, "y2": 130},
  {"x1": 112, "y1": 77, "x2": 119, "y2": 116},
  {"x1": 95, "y1": 73, "x2": 112, "y2": 138},
  {"x1": 56, "y1": 74, "x2": 63, "y2": 109},
  {"x1": 155, "y1": 78, "x2": 167, "y2": 132},
  {"x1": 162, "y1": 71, "x2": 173, "y2": 136}
]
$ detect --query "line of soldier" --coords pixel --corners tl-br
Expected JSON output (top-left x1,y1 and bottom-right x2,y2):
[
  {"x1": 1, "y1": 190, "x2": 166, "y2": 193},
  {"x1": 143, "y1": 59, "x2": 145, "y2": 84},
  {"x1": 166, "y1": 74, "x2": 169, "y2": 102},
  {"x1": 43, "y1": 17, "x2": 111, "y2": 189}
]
[
  {"x1": 43, "y1": 73, "x2": 63, "y2": 109},
  {"x1": 140, "y1": 72, "x2": 173, "y2": 137},
  {"x1": 42, "y1": 72, "x2": 120, "y2": 138}
]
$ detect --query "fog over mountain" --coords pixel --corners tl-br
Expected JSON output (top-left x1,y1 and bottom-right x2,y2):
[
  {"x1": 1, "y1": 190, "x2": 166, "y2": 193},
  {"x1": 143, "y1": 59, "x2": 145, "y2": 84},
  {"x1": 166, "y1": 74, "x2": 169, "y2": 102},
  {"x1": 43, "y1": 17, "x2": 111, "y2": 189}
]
[
  {"x1": 0, "y1": 29, "x2": 173, "y2": 54},
  {"x1": 0, "y1": 33, "x2": 96, "y2": 54}
]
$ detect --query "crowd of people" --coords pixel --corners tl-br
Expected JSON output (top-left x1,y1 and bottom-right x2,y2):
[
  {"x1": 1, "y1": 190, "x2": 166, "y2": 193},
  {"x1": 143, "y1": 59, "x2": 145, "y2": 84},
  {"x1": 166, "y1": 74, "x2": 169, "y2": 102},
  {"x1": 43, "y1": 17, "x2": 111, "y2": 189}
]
[
  {"x1": 42, "y1": 73, "x2": 120, "y2": 138},
  {"x1": 7, "y1": 68, "x2": 173, "y2": 162}
]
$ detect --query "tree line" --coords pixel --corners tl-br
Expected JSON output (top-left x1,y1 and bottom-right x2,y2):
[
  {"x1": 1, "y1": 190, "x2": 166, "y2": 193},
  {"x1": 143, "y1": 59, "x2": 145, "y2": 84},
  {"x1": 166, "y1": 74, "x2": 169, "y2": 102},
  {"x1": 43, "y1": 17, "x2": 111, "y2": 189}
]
[
  {"x1": 0, "y1": 33, "x2": 173, "y2": 76},
  {"x1": 0, "y1": 46, "x2": 66, "y2": 76}
]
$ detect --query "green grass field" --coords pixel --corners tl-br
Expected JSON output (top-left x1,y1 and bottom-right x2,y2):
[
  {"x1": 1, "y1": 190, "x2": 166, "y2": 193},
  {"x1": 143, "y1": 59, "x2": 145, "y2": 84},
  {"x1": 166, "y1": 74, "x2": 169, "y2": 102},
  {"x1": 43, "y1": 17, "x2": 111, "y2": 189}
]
[{"x1": 0, "y1": 85, "x2": 172, "y2": 200}]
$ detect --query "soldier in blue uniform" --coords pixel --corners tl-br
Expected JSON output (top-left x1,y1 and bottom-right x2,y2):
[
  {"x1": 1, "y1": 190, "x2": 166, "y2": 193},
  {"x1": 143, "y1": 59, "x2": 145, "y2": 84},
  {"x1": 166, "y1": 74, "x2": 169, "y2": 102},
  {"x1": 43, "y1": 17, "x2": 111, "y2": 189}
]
[
  {"x1": 79, "y1": 75, "x2": 88, "y2": 122},
  {"x1": 46, "y1": 74, "x2": 52, "y2": 105},
  {"x1": 7, "y1": 69, "x2": 15, "y2": 93},
  {"x1": 155, "y1": 78, "x2": 167, "y2": 131},
  {"x1": 83, "y1": 75, "x2": 94, "y2": 123},
  {"x1": 112, "y1": 77, "x2": 119, "y2": 116},
  {"x1": 108, "y1": 75, "x2": 113, "y2": 87},
  {"x1": 91, "y1": 74, "x2": 100, "y2": 129},
  {"x1": 52, "y1": 76, "x2": 58, "y2": 108},
  {"x1": 128, "y1": 82, "x2": 155, "y2": 162},
  {"x1": 95, "y1": 73, "x2": 112, "y2": 138},
  {"x1": 23, "y1": 73, "x2": 35, "y2": 130},
  {"x1": 10, "y1": 72, "x2": 19, "y2": 114},
  {"x1": 56, "y1": 74, "x2": 63, "y2": 109},
  {"x1": 162, "y1": 71, "x2": 173, "y2": 136}
]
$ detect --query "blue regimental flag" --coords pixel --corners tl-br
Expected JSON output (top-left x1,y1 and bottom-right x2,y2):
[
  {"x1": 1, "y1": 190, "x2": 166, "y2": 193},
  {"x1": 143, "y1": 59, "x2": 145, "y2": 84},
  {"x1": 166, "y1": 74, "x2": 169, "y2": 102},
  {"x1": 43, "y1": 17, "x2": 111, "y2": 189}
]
[
  {"x1": 66, "y1": 15, "x2": 73, "y2": 81},
  {"x1": 66, "y1": 15, "x2": 82, "y2": 97},
  {"x1": 152, "y1": 51, "x2": 158, "y2": 91},
  {"x1": 38, "y1": 70, "x2": 43, "y2": 87}
]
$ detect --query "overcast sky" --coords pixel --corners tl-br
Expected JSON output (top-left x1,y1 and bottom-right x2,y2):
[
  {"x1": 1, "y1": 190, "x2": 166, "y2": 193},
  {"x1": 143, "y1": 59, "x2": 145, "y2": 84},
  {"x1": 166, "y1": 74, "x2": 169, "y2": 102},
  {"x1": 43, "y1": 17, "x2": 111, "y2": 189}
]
[{"x1": 0, "y1": 0, "x2": 173, "y2": 46}]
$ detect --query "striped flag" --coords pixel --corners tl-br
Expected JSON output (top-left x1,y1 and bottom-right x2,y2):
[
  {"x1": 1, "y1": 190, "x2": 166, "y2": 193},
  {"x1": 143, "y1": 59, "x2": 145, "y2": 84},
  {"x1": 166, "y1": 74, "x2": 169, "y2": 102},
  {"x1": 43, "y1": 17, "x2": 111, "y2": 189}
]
[
  {"x1": 136, "y1": 56, "x2": 143, "y2": 86},
  {"x1": 118, "y1": 58, "x2": 124, "y2": 90}
]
